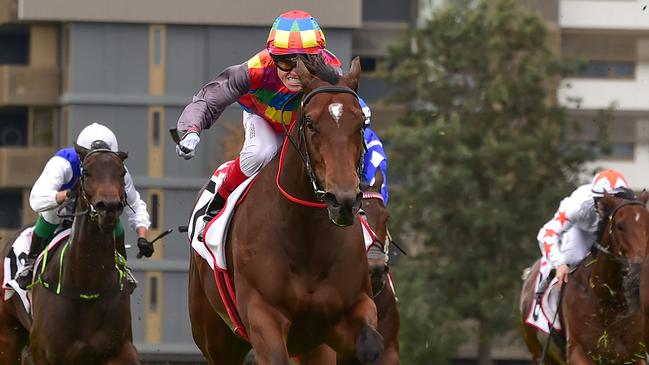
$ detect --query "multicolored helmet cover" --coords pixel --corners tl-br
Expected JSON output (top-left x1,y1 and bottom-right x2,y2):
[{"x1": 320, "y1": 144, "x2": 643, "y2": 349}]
[
  {"x1": 267, "y1": 10, "x2": 326, "y2": 55},
  {"x1": 591, "y1": 169, "x2": 628, "y2": 197}
]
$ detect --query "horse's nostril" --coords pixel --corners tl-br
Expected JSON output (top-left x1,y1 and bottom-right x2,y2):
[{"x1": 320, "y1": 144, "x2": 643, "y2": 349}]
[
  {"x1": 324, "y1": 193, "x2": 340, "y2": 208},
  {"x1": 95, "y1": 202, "x2": 107, "y2": 211}
]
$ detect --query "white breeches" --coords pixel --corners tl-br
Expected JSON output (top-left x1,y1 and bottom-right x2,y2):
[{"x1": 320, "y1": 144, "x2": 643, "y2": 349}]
[
  {"x1": 41, "y1": 208, "x2": 63, "y2": 225},
  {"x1": 239, "y1": 111, "x2": 284, "y2": 177}
]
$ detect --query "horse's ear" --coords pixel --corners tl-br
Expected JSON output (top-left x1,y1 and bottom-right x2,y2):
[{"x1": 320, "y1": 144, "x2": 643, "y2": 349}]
[
  {"x1": 638, "y1": 189, "x2": 649, "y2": 206},
  {"x1": 345, "y1": 57, "x2": 361, "y2": 92},
  {"x1": 294, "y1": 58, "x2": 315, "y2": 90},
  {"x1": 372, "y1": 169, "x2": 384, "y2": 192},
  {"x1": 117, "y1": 151, "x2": 128, "y2": 161},
  {"x1": 74, "y1": 142, "x2": 89, "y2": 162},
  {"x1": 597, "y1": 193, "x2": 618, "y2": 218}
]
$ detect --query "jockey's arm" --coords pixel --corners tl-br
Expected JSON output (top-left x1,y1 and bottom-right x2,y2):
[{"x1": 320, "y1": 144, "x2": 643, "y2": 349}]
[
  {"x1": 30, "y1": 156, "x2": 74, "y2": 213},
  {"x1": 123, "y1": 167, "x2": 151, "y2": 237},
  {"x1": 537, "y1": 198, "x2": 579, "y2": 268},
  {"x1": 177, "y1": 63, "x2": 251, "y2": 136}
]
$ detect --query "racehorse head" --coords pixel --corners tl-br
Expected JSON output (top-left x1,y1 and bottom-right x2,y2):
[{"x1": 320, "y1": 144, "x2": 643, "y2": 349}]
[
  {"x1": 74, "y1": 141, "x2": 129, "y2": 232},
  {"x1": 294, "y1": 57, "x2": 364, "y2": 226},
  {"x1": 597, "y1": 191, "x2": 649, "y2": 265},
  {"x1": 596, "y1": 191, "x2": 649, "y2": 309}
]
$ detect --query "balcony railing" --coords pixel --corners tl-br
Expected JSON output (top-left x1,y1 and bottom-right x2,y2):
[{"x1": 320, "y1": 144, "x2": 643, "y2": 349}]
[
  {"x1": 0, "y1": 0, "x2": 17, "y2": 24},
  {"x1": 0, "y1": 147, "x2": 54, "y2": 188},
  {"x1": 0, "y1": 65, "x2": 60, "y2": 106}
]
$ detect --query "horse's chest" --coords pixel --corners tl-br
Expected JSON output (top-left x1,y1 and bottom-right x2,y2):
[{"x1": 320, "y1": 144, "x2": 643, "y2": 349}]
[{"x1": 578, "y1": 314, "x2": 645, "y2": 362}]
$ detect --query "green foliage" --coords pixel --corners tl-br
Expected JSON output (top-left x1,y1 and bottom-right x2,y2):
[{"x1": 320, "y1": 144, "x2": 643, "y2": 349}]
[{"x1": 385, "y1": 0, "x2": 605, "y2": 363}]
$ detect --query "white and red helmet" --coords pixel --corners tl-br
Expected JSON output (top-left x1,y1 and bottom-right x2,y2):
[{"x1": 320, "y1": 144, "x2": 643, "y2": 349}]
[
  {"x1": 76, "y1": 123, "x2": 118, "y2": 152},
  {"x1": 591, "y1": 169, "x2": 628, "y2": 197}
]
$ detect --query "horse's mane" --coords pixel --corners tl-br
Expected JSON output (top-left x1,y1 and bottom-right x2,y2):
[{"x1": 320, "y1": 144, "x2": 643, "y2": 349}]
[{"x1": 300, "y1": 53, "x2": 340, "y2": 85}]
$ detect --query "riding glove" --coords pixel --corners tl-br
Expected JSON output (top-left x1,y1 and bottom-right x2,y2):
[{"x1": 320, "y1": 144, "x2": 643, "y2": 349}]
[
  {"x1": 176, "y1": 132, "x2": 200, "y2": 160},
  {"x1": 137, "y1": 237, "x2": 155, "y2": 258}
]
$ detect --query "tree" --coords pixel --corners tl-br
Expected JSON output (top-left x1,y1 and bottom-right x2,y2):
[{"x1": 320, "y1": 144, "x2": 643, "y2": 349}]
[{"x1": 384, "y1": 0, "x2": 605, "y2": 363}]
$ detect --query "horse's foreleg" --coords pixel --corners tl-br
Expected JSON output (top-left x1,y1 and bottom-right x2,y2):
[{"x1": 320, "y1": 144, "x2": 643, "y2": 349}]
[
  {"x1": 0, "y1": 304, "x2": 28, "y2": 365},
  {"x1": 332, "y1": 295, "x2": 383, "y2": 365},
  {"x1": 380, "y1": 346, "x2": 399, "y2": 365},
  {"x1": 299, "y1": 345, "x2": 336, "y2": 365},
  {"x1": 104, "y1": 342, "x2": 139, "y2": 365},
  {"x1": 246, "y1": 296, "x2": 291, "y2": 365},
  {"x1": 567, "y1": 342, "x2": 594, "y2": 365}
]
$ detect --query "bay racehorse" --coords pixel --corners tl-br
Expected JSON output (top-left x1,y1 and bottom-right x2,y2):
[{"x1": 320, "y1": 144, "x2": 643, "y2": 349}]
[
  {"x1": 27, "y1": 143, "x2": 139, "y2": 365},
  {"x1": 362, "y1": 169, "x2": 400, "y2": 364},
  {"x1": 521, "y1": 192, "x2": 649, "y2": 364},
  {"x1": 188, "y1": 57, "x2": 384, "y2": 364}
]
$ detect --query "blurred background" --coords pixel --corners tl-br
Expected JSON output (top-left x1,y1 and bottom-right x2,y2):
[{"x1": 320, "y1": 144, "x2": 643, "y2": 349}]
[{"x1": 0, "y1": 0, "x2": 647, "y2": 364}]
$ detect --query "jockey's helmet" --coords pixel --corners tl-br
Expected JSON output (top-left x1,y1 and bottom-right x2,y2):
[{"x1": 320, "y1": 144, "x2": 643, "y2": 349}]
[
  {"x1": 266, "y1": 10, "x2": 326, "y2": 56},
  {"x1": 591, "y1": 169, "x2": 628, "y2": 197},
  {"x1": 76, "y1": 123, "x2": 119, "y2": 152}
]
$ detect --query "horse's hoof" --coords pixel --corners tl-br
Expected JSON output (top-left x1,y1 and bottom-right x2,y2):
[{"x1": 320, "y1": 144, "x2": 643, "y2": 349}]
[{"x1": 355, "y1": 324, "x2": 384, "y2": 365}]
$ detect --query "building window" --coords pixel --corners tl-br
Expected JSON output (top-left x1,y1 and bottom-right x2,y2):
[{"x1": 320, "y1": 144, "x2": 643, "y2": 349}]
[
  {"x1": 31, "y1": 108, "x2": 54, "y2": 147},
  {"x1": 150, "y1": 193, "x2": 159, "y2": 229},
  {"x1": 587, "y1": 141, "x2": 635, "y2": 161},
  {"x1": 355, "y1": 55, "x2": 388, "y2": 74},
  {"x1": 153, "y1": 28, "x2": 162, "y2": 65},
  {"x1": 152, "y1": 111, "x2": 161, "y2": 147},
  {"x1": 0, "y1": 190, "x2": 22, "y2": 229},
  {"x1": 0, "y1": 26, "x2": 29, "y2": 65},
  {"x1": 577, "y1": 61, "x2": 635, "y2": 79},
  {"x1": 0, "y1": 108, "x2": 28, "y2": 147},
  {"x1": 149, "y1": 276, "x2": 158, "y2": 312}
]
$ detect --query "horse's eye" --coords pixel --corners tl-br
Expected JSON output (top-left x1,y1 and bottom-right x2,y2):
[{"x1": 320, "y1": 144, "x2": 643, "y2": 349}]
[
  {"x1": 305, "y1": 118, "x2": 315, "y2": 132},
  {"x1": 616, "y1": 223, "x2": 625, "y2": 231}
]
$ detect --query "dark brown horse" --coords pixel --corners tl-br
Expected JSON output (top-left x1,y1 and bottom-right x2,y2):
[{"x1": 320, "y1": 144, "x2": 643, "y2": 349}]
[
  {"x1": 0, "y1": 227, "x2": 33, "y2": 364},
  {"x1": 27, "y1": 143, "x2": 138, "y2": 365},
  {"x1": 361, "y1": 170, "x2": 400, "y2": 365},
  {"x1": 521, "y1": 193, "x2": 649, "y2": 364},
  {"x1": 188, "y1": 57, "x2": 383, "y2": 364}
]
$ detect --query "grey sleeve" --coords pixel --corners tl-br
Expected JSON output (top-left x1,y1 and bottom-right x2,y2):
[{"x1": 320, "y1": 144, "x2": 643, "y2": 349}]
[{"x1": 177, "y1": 63, "x2": 251, "y2": 134}]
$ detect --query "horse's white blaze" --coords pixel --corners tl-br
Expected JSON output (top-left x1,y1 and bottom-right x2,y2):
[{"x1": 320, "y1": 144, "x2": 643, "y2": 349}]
[
  {"x1": 636, "y1": 212, "x2": 641, "y2": 222},
  {"x1": 328, "y1": 103, "x2": 343, "y2": 127}
]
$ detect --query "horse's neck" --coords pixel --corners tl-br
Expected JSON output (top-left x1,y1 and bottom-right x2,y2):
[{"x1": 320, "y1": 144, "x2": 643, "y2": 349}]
[
  {"x1": 65, "y1": 216, "x2": 117, "y2": 288},
  {"x1": 590, "y1": 251, "x2": 626, "y2": 303}
]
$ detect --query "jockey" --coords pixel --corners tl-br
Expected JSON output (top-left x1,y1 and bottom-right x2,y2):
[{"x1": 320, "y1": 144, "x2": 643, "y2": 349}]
[
  {"x1": 175, "y1": 10, "x2": 345, "y2": 219},
  {"x1": 536, "y1": 169, "x2": 634, "y2": 292},
  {"x1": 360, "y1": 97, "x2": 389, "y2": 205},
  {"x1": 15, "y1": 123, "x2": 154, "y2": 291}
]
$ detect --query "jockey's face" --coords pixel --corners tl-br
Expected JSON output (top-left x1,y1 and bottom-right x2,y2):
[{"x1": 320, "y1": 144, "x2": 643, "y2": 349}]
[{"x1": 277, "y1": 67, "x2": 303, "y2": 92}]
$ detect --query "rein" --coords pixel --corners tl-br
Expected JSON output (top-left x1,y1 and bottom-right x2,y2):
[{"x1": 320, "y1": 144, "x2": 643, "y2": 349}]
[{"x1": 276, "y1": 85, "x2": 363, "y2": 205}]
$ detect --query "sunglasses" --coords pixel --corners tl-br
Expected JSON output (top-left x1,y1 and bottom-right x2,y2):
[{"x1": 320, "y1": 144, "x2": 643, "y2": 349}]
[{"x1": 272, "y1": 55, "x2": 299, "y2": 72}]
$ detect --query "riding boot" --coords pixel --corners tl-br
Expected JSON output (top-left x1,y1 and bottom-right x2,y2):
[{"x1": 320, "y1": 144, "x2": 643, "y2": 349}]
[
  {"x1": 202, "y1": 193, "x2": 226, "y2": 223},
  {"x1": 15, "y1": 232, "x2": 47, "y2": 290},
  {"x1": 115, "y1": 234, "x2": 137, "y2": 294},
  {"x1": 535, "y1": 269, "x2": 556, "y2": 302}
]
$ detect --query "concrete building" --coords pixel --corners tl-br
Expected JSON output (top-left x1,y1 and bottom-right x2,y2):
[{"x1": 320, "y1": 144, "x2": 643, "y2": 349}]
[
  {"x1": 558, "y1": 0, "x2": 649, "y2": 188},
  {"x1": 0, "y1": 0, "x2": 415, "y2": 362}
]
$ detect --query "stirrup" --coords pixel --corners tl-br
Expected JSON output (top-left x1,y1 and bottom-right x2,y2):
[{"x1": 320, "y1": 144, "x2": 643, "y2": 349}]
[
  {"x1": 125, "y1": 269, "x2": 138, "y2": 294},
  {"x1": 15, "y1": 263, "x2": 35, "y2": 290}
]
